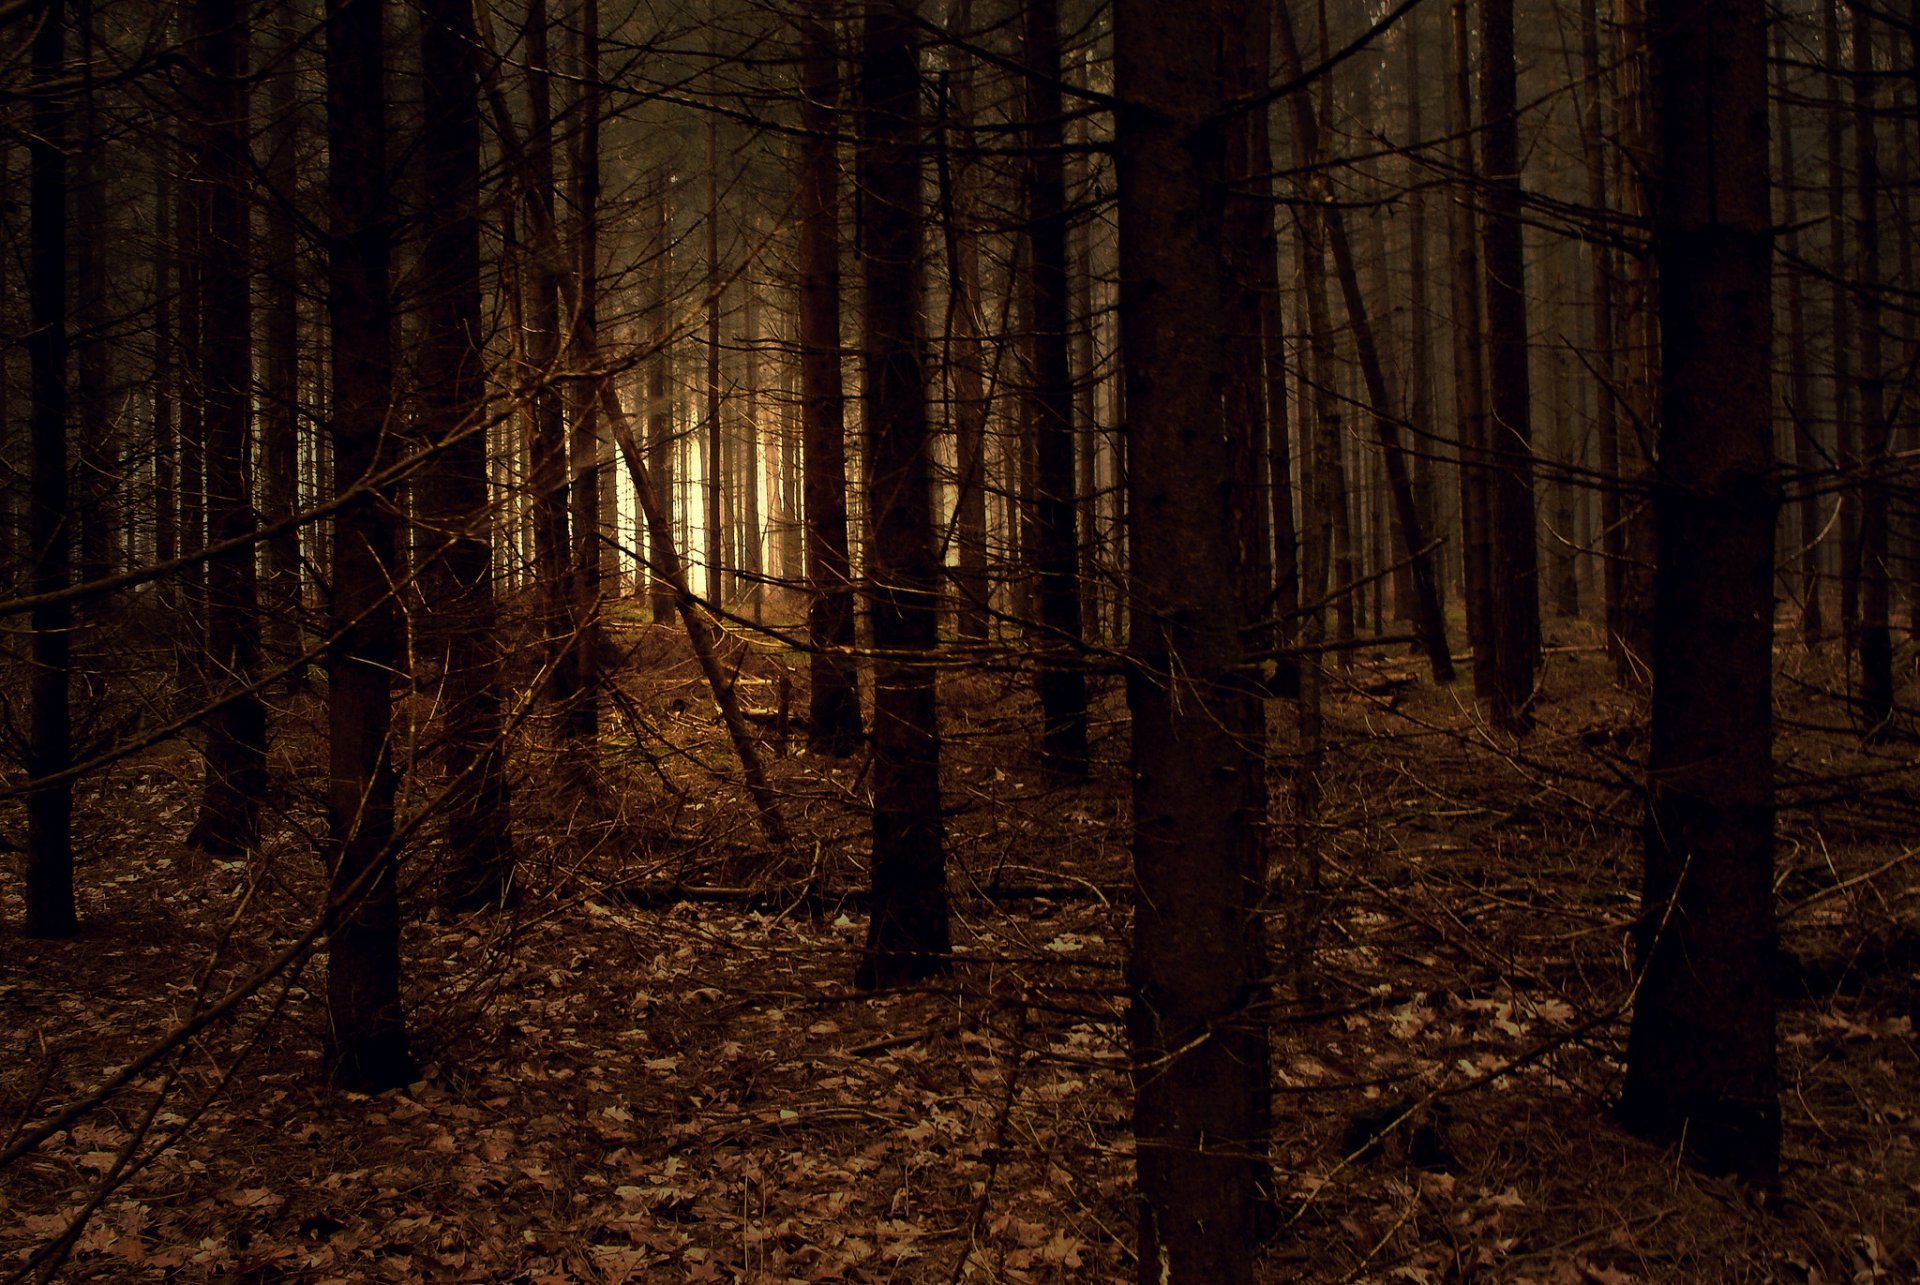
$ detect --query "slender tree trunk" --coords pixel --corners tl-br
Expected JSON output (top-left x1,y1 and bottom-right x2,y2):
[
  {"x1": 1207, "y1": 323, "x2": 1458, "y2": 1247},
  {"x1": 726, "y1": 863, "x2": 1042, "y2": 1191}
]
[
  {"x1": 154, "y1": 157, "x2": 177, "y2": 577},
  {"x1": 1774, "y1": 19, "x2": 1819, "y2": 644},
  {"x1": 797, "y1": 10, "x2": 862, "y2": 755},
  {"x1": 188, "y1": 0, "x2": 266, "y2": 857},
  {"x1": 1405, "y1": 14, "x2": 1440, "y2": 625},
  {"x1": 523, "y1": 0, "x2": 572, "y2": 704},
  {"x1": 739, "y1": 257, "x2": 765, "y2": 619},
  {"x1": 1620, "y1": 0, "x2": 1779, "y2": 1182},
  {"x1": 420, "y1": 0, "x2": 515, "y2": 910},
  {"x1": 1580, "y1": 0, "x2": 1629, "y2": 670},
  {"x1": 1852, "y1": 9, "x2": 1893, "y2": 730},
  {"x1": 1479, "y1": 0, "x2": 1541, "y2": 726},
  {"x1": 1115, "y1": 0, "x2": 1268, "y2": 1274},
  {"x1": 854, "y1": 0, "x2": 948, "y2": 991},
  {"x1": 564, "y1": 0, "x2": 604, "y2": 743},
  {"x1": 1023, "y1": 0, "x2": 1089, "y2": 779},
  {"x1": 1224, "y1": 1, "x2": 1275, "y2": 666},
  {"x1": 1274, "y1": 0, "x2": 1455, "y2": 684},
  {"x1": 26, "y1": 0, "x2": 76, "y2": 939},
  {"x1": 1824, "y1": 0, "x2": 1859, "y2": 653},
  {"x1": 704, "y1": 110, "x2": 726, "y2": 605},
  {"x1": 937, "y1": 56, "x2": 991, "y2": 643},
  {"x1": 261, "y1": 10, "x2": 304, "y2": 678},
  {"x1": 647, "y1": 184, "x2": 676, "y2": 624},
  {"x1": 324, "y1": 0, "x2": 416, "y2": 1092},
  {"x1": 1450, "y1": 0, "x2": 1495, "y2": 700},
  {"x1": 1615, "y1": 0, "x2": 1660, "y2": 679},
  {"x1": 74, "y1": 0, "x2": 114, "y2": 588}
]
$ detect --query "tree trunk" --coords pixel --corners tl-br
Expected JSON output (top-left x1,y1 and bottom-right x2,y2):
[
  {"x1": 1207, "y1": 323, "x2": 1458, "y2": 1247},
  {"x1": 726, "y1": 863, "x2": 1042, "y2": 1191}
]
[
  {"x1": 1274, "y1": 0, "x2": 1455, "y2": 685},
  {"x1": 1580, "y1": 0, "x2": 1629, "y2": 670},
  {"x1": 188, "y1": 0, "x2": 267, "y2": 858},
  {"x1": 564, "y1": 0, "x2": 604, "y2": 744},
  {"x1": 797, "y1": 10, "x2": 863, "y2": 756},
  {"x1": 1852, "y1": 9, "x2": 1893, "y2": 731},
  {"x1": 1023, "y1": 0, "x2": 1089, "y2": 779},
  {"x1": 419, "y1": 0, "x2": 515, "y2": 911},
  {"x1": 523, "y1": 0, "x2": 572, "y2": 707},
  {"x1": 260, "y1": 9, "x2": 304, "y2": 678},
  {"x1": 647, "y1": 183, "x2": 676, "y2": 624},
  {"x1": 324, "y1": 0, "x2": 416, "y2": 1092},
  {"x1": 25, "y1": 0, "x2": 76, "y2": 939},
  {"x1": 1449, "y1": 0, "x2": 1495, "y2": 700},
  {"x1": 1114, "y1": 0, "x2": 1269, "y2": 1275},
  {"x1": 1479, "y1": 0, "x2": 1541, "y2": 726},
  {"x1": 854, "y1": 0, "x2": 948, "y2": 991},
  {"x1": 1824, "y1": 0, "x2": 1859, "y2": 655},
  {"x1": 704, "y1": 110, "x2": 727, "y2": 606},
  {"x1": 936, "y1": 56, "x2": 991, "y2": 643},
  {"x1": 1774, "y1": 19, "x2": 1821, "y2": 646},
  {"x1": 1620, "y1": 0, "x2": 1779, "y2": 1183}
]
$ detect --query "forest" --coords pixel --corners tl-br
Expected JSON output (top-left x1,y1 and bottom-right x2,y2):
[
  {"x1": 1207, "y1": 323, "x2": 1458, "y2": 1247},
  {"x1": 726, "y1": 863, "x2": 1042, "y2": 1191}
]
[{"x1": 1, "y1": 0, "x2": 1917, "y2": 1278}]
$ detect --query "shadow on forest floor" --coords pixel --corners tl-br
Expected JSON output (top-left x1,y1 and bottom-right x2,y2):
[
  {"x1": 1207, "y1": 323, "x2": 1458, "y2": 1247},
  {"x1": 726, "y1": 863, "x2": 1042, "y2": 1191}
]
[{"x1": 2, "y1": 618, "x2": 1917, "y2": 1281}]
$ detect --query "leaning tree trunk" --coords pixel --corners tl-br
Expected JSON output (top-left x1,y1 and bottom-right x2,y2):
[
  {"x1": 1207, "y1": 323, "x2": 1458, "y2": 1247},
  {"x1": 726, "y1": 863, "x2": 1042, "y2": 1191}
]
[
  {"x1": 25, "y1": 0, "x2": 76, "y2": 939},
  {"x1": 797, "y1": 9, "x2": 863, "y2": 756},
  {"x1": 1114, "y1": 0, "x2": 1269, "y2": 1276},
  {"x1": 188, "y1": 0, "x2": 267, "y2": 857},
  {"x1": 324, "y1": 0, "x2": 416, "y2": 1092},
  {"x1": 854, "y1": 0, "x2": 949, "y2": 991},
  {"x1": 1273, "y1": 0, "x2": 1455, "y2": 684},
  {"x1": 1620, "y1": 0, "x2": 1780, "y2": 1184}
]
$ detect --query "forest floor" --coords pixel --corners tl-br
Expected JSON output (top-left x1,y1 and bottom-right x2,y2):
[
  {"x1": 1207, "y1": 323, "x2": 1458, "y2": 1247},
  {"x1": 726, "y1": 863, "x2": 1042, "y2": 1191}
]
[{"x1": 3, "y1": 616, "x2": 1919, "y2": 1283}]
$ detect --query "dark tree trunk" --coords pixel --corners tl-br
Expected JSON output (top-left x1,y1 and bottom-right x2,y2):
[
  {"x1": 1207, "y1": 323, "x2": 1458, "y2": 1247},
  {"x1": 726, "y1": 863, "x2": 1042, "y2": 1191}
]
[
  {"x1": 646, "y1": 185, "x2": 677, "y2": 625},
  {"x1": 1824, "y1": 0, "x2": 1859, "y2": 655},
  {"x1": 1449, "y1": 0, "x2": 1496, "y2": 700},
  {"x1": 74, "y1": 0, "x2": 114, "y2": 589},
  {"x1": 797, "y1": 10, "x2": 862, "y2": 756},
  {"x1": 1773, "y1": 19, "x2": 1821, "y2": 646},
  {"x1": 26, "y1": 0, "x2": 76, "y2": 939},
  {"x1": 564, "y1": 0, "x2": 604, "y2": 744},
  {"x1": 154, "y1": 158, "x2": 177, "y2": 575},
  {"x1": 1581, "y1": 0, "x2": 1629, "y2": 671},
  {"x1": 420, "y1": 0, "x2": 515, "y2": 910},
  {"x1": 523, "y1": 0, "x2": 572, "y2": 705},
  {"x1": 704, "y1": 110, "x2": 726, "y2": 606},
  {"x1": 260, "y1": 10, "x2": 304, "y2": 679},
  {"x1": 324, "y1": 0, "x2": 416, "y2": 1092},
  {"x1": 936, "y1": 53, "x2": 991, "y2": 643},
  {"x1": 1114, "y1": 0, "x2": 1269, "y2": 1276},
  {"x1": 1022, "y1": 0, "x2": 1089, "y2": 779},
  {"x1": 188, "y1": 0, "x2": 267, "y2": 858},
  {"x1": 1479, "y1": 0, "x2": 1541, "y2": 726},
  {"x1": 1274, "y1": 0, "x2": 1455, "y2": 685},
  {"x1": 1852, "y1": 9, "x2": 1893, "y2": 731},
  {"x1": 1619, "y1": 0, "x2": 1779, "y2": 1183},
  {"x1": 854, "y1": 0, "x2": 949, "y2": 991}
]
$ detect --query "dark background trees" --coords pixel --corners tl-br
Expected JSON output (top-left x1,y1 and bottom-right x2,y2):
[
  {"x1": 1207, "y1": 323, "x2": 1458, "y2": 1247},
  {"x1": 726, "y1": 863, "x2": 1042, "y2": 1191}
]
[{"x1": 1, "y1": 0, "x2": 1916, "y2": 1275}]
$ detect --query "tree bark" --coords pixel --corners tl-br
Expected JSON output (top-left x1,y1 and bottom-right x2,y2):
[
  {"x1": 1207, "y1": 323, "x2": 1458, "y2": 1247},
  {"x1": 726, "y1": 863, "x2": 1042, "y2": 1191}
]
[
  {"x1": 419, "y1": 0, "x2": 515, "y2": 910},
  {"x1": 1273, "y1": 0, "x2": 1455, "y2": 684},
  {"x1": 1620, "y1": 0, "x2": 1779, "y2": 1183},
  {"x1": 1115, "y1": 0, "x2": 1269, "y2": 1275},
  {"x1": 1449, "y1": 0, "x2": 1496, "y2": 701},
  {"x1": 26, "y1": 0, "x2": 76, "y2": 939},
  {"x1": 188, "y1": 0, "x2": 268, "y2": 858},
  {"x1": 854, "y1": 0, "x2": 949, "y2": 991},
  {"x1": 1851, "y1": 8, "x2": 1893, "y2": 731},
  {"x1": 797, "y1": 9, "x2": 863, "y2": 756},
  {"x1": 324, "y1": 0, "x2": 416, "y2": 1092},
  {"x1": 1023, "y1": 0, "x2": 1089, "y2": 779},
  {"x1": 1479, "y1": 0, "x2": 1541, "y2": 726}
]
